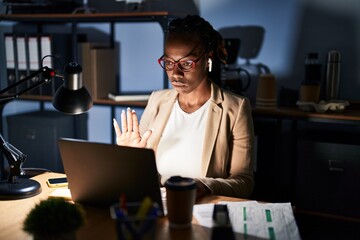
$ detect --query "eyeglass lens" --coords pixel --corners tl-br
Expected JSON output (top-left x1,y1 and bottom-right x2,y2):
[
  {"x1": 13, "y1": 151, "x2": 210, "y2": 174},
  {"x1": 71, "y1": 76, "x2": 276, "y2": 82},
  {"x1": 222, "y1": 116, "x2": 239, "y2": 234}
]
[{"x1": 160, "y1": 59, "x2": 194, "y2": 71}]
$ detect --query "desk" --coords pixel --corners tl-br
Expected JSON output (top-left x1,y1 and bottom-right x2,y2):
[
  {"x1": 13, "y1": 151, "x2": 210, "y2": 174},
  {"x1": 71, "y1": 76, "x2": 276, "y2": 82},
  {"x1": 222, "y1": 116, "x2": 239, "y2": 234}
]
[{"x1": 0, "y1": 172, "x2": 248, "y2": 240}]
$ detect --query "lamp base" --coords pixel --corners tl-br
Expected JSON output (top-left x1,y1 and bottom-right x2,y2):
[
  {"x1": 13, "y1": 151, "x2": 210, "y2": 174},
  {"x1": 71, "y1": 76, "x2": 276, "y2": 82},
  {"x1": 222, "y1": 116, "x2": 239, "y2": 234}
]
[{"x1": 0, "y1": 178, "x2": 42, "y2": 200}]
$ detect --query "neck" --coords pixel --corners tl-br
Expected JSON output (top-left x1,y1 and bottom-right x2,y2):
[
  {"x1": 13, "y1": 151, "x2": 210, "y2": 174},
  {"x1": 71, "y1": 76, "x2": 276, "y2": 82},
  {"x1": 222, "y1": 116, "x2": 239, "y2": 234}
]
[{"x1": 178, "y1": 79, "x2": 211, "y2": 113}]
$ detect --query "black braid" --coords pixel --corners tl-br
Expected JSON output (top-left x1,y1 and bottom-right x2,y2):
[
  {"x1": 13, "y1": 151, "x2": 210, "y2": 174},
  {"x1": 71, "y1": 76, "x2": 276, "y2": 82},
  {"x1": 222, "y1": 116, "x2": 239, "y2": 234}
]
[{"x1": 167, "y1": 15, "x2": 228, "y2": 64}]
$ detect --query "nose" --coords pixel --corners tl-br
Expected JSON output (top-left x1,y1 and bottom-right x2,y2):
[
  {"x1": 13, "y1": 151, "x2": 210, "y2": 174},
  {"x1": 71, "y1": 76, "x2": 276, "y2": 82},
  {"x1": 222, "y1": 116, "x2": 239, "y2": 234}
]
[{"x1": 171, "y1": 64, "x2": 184, "y2": 78}]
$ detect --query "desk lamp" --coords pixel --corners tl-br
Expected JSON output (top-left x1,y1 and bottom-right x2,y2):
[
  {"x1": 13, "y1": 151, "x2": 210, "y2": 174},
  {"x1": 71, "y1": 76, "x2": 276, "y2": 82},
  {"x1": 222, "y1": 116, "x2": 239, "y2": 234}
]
[{"x1": 0, "y1": 61, "x2": 92, "y2": 200}]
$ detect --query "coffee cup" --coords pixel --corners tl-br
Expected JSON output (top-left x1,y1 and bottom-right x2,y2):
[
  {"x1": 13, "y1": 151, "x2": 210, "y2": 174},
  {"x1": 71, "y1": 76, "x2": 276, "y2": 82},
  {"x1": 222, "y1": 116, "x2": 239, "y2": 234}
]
[
  {"x1": 164, "y1": 176, "x2": 197, "y2": 229},
  {"x1": 256, "y1": 74, "x2": 277, "y2": 109},
  {"x1": 256, "y1": 73, "x2": 277, "y2": 100}
]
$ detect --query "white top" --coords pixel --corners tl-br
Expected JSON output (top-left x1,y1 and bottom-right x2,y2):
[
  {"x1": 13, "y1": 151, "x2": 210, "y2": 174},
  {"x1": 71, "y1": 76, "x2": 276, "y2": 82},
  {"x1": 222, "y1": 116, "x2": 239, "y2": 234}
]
[{"x1": 156, "y1": 99, "x2": 211, "y2": 184}]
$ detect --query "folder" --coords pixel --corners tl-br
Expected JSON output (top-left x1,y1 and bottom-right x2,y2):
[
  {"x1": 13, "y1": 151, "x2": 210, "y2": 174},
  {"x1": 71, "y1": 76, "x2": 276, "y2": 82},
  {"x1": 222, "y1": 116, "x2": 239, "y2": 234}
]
[
  {"x1": 27, "y1": 35, "x2": 41, "y2": 95},
  {"x1": 40, "y1": 35, "x2": 53, "y2": 96},
  {"x1": 40, "y1": 34, "x2": 86, "y2": 96},
  {"x1": 79, "y1": 42, "x2": 117, "y2": 100},
  {"x1": 90, "y1": 46, "x2": 116, "y2": 100},
  {"x1": 15, "y1": 35, "x2": 28, "y2": 93},
  {"x1": 4, "y1": 34, "x2": 16, "y2": 94}
]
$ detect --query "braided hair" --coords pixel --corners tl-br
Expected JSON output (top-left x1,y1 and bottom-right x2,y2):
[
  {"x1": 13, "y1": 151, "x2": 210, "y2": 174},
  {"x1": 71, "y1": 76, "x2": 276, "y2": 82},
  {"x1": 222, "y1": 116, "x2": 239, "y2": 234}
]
[{"x1": 167, "y1": 15, "x2": 228, "y2": 64}]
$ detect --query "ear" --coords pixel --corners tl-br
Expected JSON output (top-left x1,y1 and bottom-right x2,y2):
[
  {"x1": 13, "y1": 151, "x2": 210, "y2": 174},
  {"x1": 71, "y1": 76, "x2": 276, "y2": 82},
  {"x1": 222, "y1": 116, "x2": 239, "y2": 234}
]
[{"x1": 208, "y1": 58, "x2": 213, "y2": 72}]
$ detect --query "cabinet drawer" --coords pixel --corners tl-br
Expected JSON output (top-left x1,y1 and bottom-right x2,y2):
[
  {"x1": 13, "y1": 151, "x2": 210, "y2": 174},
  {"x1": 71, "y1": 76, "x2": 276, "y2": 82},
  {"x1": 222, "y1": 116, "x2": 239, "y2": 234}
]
[{"x1": 296, "y1": 140, "x2": 360, "y2": 218}]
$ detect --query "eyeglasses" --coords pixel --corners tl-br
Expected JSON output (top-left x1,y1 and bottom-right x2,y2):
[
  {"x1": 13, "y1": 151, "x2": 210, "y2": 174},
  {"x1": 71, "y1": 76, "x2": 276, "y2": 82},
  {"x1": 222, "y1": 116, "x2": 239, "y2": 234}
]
[{"x1": 157, "y1": 52, "x2": 205, "y2": 72}]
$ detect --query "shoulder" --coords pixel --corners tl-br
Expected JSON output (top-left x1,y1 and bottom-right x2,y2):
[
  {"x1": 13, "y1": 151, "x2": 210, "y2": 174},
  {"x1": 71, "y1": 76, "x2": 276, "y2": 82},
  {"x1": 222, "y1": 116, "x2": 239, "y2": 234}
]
[
  {"x1": 142, "y1": 89, "x2": 177, "y2": 114},
  {"x1": 211, "y1": 82, "x2": 250, "y2": 109},
  {"x1": 148, "y1": 89, "x2": 177, "y2": 103}
]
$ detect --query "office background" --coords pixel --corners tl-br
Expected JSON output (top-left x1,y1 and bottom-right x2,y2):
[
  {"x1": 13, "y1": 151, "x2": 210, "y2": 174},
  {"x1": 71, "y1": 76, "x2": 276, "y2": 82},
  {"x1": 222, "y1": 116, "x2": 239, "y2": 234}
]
[
  {"x1": 1, "y1": 2, "x2": 359, "y2": 237},
  {"x1": 1, "y1": 0, "x2": 359, "y2": 144}
]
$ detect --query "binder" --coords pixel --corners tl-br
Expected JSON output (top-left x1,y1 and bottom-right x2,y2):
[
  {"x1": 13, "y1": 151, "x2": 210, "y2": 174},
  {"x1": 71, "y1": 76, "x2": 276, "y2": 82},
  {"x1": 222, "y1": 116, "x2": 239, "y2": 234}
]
[
  {"x1": 90, "y1": 46, "x2": 116, "y2": 100},
  {"x1": 79, "y1": 42, "x2": 116, "y2": 100},
  {"x1": 4, "y1": 34, "x2": 16, "y2": 94},
  {"x1": 27, "y1": 35, "x2": 41, "y2": 95},
  {"x1": 15, "y1": 35, "x2": 28, "y2": 93},
  {"x1": 40, "y1": 34, "x2": 86, "y2": 96},
  {"x1": 40, "y1": 35, "x2": 53, "y2": 96}
]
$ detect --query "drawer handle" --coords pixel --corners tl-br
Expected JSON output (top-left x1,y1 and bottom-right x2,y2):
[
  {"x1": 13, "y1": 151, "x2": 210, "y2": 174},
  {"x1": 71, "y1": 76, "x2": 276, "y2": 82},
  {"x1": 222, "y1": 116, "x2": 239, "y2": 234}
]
[
  {"x1": 26, "y1": 129, "x2": 36, "y2": 140},
  {"x1": 328, "y1": 159, "x2": 344, "y2": 172}
]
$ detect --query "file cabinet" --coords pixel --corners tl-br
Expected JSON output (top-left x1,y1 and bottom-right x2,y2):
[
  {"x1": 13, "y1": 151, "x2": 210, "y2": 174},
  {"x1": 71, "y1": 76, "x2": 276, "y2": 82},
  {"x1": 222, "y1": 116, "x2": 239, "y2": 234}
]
[
  {"x1": 252, "y1": 107, "x2": 360, "y2": 220},
  {"x1": 296, "y1": 140, "x2": 360, "y2": 218}
]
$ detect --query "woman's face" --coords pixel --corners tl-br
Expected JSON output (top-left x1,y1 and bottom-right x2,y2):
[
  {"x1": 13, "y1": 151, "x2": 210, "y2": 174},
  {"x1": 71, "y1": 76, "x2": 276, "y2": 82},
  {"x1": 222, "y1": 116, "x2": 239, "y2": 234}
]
[{"x1": 163, "y1": 33, "x2": 209, "y2": 94}]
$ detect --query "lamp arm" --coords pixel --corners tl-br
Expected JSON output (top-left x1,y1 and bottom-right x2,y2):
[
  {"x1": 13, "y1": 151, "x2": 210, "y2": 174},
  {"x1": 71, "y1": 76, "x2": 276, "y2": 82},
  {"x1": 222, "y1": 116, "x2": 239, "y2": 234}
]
[
  {"x1": 0, "y1": 134, "x2": 27, "y2": 182},
  {"x1": 0, "y1": 66, "x2": 61, "y2": 182},
  {"x1": 0, "y1": 66, "x2": 61, "y2": 102}
]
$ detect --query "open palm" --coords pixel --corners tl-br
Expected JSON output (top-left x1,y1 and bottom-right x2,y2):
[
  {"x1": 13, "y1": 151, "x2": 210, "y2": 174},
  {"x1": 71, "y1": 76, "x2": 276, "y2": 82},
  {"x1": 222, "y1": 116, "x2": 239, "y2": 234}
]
[{"x1": 113, "y1": 108, "x2": 152, "y2": 148}]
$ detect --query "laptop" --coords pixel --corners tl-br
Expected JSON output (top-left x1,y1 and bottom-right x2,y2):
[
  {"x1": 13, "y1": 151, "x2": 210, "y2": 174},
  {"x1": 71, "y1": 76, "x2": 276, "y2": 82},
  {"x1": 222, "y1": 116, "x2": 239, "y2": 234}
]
[{"x1": 58, "y1": 138, "x2": 163, "y2": 213}]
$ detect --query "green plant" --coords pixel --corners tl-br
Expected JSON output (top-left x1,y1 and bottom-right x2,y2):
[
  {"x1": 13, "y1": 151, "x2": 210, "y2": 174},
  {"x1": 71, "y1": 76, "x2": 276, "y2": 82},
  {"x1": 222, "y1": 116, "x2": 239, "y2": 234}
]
[{"x1": 23, "y1": 198, "x2": 86, "y2": 238}]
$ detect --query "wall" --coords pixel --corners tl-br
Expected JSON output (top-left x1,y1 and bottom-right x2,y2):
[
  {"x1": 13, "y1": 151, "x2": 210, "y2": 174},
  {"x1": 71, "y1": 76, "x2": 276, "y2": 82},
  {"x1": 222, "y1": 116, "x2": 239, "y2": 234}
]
[
  {"x1": 1, "y1": 0, "x2": 359, "y2": 144},
  {"x1": 199, "y1": 0, "x2": 360, "y2": 101}
]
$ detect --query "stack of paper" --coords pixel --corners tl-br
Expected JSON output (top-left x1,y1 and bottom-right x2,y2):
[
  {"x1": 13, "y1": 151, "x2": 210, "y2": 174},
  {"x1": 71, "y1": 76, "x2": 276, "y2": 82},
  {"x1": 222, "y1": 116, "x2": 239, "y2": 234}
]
[{"x1": 193, "y1": 201, "x2": 301, "y2": 240}]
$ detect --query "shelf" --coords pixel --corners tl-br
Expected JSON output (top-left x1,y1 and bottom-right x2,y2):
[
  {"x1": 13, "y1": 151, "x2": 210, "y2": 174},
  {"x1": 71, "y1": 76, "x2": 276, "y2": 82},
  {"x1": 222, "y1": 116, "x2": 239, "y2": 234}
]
[
  {"x1": 94, "y1": 98, "x2": 148, "y2": 108},
  {"x1": 17, "y1": 95, "x2": 148, "y2": 108},
  {"x1": 0, "y1": 12, "x2": 181, "y2": 24},
  {"x1": 252, "y1": 105, "x2": 360, "y2": 123}
]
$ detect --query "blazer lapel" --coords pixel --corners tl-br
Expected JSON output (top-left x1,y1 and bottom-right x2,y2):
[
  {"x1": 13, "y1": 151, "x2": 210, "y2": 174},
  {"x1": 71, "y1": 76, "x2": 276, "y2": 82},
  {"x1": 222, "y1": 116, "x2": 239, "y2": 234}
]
[
  {"x1": 149, "y1": 92, "x2": 177, "y2": 151},
  {"x1": 201, "y1": 83, "x2": 223, "y2": 177}
]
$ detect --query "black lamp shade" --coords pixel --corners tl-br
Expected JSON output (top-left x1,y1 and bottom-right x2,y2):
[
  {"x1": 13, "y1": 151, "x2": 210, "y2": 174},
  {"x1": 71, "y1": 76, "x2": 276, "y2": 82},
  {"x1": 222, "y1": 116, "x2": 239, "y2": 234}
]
[
  {"x1": 52, "y1": 86, "x2": 92, "y2": 115},
  {"x1": 52, "y1": 62, "x2": 93, "y2": 115}
]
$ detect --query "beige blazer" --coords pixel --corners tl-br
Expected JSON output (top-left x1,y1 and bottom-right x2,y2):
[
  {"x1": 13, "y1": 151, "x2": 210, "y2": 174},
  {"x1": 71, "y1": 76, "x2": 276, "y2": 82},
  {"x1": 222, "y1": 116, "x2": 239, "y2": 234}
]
[{"x1": 139, "y1": 82, "x2": 255, "y2": 198}]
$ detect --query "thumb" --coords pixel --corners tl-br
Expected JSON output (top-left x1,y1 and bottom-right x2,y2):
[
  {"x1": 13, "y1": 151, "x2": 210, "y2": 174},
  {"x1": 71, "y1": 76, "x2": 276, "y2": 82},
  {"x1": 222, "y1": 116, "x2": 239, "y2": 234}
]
[{"x1": 140, "y1": 129, "x2": 153, "y2": 146}]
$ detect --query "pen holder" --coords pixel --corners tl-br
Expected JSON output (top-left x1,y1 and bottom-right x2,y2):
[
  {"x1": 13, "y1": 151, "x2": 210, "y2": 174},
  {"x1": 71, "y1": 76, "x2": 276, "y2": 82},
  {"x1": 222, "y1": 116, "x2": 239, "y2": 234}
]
[{"x1": 110, "y1": 202, "x2": 161, "y2": 240}]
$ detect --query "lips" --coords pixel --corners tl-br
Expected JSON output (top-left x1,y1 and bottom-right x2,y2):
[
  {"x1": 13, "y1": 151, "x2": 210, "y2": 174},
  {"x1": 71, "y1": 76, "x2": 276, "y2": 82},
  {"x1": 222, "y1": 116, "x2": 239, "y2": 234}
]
[{"x1": 171, "y1": 80, "x2": 186, "y2": 87}]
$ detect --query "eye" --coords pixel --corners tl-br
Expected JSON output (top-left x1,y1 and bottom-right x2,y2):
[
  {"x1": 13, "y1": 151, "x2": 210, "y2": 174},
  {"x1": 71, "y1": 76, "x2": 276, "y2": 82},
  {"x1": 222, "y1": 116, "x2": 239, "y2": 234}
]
[
  {"x1": 164, "y1": 60, "x2": 175, "y2": 66},
  {"x1": 180, "y1": 60, "x2": 194, "y2": 68}
]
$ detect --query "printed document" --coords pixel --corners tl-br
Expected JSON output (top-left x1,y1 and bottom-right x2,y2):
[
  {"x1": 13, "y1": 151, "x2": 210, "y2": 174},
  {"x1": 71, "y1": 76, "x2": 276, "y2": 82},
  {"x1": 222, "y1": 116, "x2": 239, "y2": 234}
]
[{"x1": 193, "y1": 201, "x2": 301, "y2": 240}]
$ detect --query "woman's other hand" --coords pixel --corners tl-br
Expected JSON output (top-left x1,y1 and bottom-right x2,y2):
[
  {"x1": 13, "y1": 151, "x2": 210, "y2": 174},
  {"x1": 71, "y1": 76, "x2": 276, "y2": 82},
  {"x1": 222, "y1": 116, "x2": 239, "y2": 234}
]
[
  {"x1": 113, "y1": 108, "x2": 152, "y2": 148},
  {"x1": 195, "y1": 179, "x2": 209, "y2": 199}
]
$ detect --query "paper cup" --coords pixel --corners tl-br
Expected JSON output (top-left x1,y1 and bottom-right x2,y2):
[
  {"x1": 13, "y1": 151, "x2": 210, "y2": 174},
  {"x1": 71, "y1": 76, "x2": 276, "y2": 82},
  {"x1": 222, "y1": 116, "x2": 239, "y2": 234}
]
[{"x1": 165, "y1": 176, "x2": 196, "y2": 229}]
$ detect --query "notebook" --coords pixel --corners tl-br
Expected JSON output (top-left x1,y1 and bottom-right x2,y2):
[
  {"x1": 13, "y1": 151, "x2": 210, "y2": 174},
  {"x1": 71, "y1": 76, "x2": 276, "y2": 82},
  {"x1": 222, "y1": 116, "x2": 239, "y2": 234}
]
[{"x1": 58, "y1": 138, "x2": 163, "y2": 213}]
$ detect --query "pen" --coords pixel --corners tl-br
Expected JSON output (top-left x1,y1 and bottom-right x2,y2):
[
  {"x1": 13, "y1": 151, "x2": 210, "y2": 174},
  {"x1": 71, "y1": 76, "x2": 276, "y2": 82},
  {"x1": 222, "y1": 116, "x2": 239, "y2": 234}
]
[
  {"x1": 115, "y1": 209, "x2": 137, "y2": 240},
  {"x1": 120, "y1": 193, "x2": 128, "y2": 215},
  {"x1": 111, "y1": 202, "x2": 137, "y2": 240},
  {"x1": 137, "y1": 203, "x2": 159, "y2": 236},
  {"x1": 136, "y1": 196, "x2": 153, "y2": 220}
]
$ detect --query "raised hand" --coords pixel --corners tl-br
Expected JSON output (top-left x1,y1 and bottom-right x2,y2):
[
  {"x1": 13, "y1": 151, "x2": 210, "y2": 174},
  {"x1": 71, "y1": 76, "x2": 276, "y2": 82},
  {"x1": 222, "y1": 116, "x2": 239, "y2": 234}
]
[{"x1": 113, "y1": 108, "x2": 152, "y2": 148}]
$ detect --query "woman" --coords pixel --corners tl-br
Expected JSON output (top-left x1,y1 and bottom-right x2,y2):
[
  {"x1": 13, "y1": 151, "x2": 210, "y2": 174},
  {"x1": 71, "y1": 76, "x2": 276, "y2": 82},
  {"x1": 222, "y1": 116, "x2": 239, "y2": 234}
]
[{"x1": 113, "y1": 15, "x2": 255, "y2": 199}]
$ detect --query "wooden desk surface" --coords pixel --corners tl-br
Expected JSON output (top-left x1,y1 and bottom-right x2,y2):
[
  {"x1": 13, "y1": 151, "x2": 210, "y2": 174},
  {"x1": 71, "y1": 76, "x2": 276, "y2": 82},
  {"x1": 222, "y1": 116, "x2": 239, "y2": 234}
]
[{"x1": 0, "y1": 172, "x2": 248, "y2": 240}]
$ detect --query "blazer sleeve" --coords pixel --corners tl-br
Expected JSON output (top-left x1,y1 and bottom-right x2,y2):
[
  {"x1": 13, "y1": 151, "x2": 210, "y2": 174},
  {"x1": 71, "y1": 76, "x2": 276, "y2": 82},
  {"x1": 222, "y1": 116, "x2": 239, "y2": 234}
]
[{"x1": 199, "y1": 97, "x2": 255, "y2": 198}]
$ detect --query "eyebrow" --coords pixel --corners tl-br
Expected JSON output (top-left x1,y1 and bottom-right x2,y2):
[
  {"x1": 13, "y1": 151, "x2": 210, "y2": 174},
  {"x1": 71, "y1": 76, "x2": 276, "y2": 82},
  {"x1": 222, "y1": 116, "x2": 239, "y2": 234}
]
[{"x1": 164, "y1": 42, "x2": 201, "y2": 61}]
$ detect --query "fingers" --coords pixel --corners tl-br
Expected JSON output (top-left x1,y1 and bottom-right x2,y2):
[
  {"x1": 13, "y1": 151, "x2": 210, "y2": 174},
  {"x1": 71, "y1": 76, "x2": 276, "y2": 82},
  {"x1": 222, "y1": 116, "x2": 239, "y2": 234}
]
[
  {"x1": 113, "y1": 118, "x2": 121, "y2": 136},
  {"x1": 132, "y1": 110, "x2": 140, "y2": 133},
  {"x1": 121, "y1": 109, "x2": 127, "y2": 133},
  {"x1": 114, "y1": 111, "x2": 152, "y2": 148},
  {"x1": 118, "y1": 108, "x2": 138, "y2": 133},
  {"x1": 126, "y1": 108, "x2": 133, "y2": 132}
]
